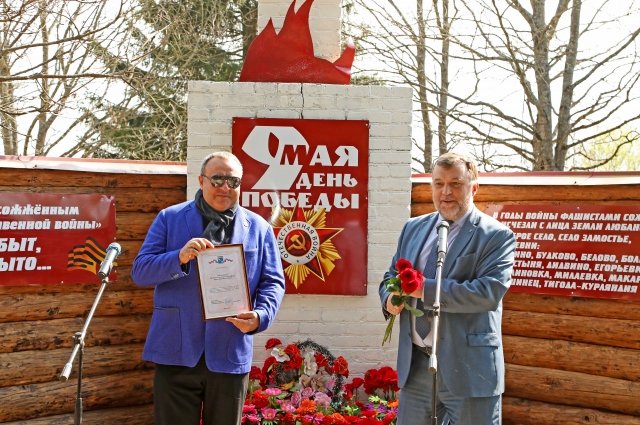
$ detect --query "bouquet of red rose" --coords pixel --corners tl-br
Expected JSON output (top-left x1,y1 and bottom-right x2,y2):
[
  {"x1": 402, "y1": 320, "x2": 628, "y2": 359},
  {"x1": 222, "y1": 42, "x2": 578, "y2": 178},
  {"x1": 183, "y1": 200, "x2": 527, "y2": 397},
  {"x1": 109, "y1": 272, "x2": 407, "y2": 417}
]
[{"x1": 382, "y1": 258, "x2": 424, "y2": 346}]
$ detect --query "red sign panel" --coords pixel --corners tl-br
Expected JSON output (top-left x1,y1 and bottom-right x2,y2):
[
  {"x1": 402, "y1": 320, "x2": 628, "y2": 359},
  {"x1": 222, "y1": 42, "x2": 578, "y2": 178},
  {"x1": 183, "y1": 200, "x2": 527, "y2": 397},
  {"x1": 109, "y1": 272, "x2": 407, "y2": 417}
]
[
  {"x1": 0, "y1": 193, "x2": 116, "y2": 285},
  {"x1": 232, "y1": 118, "x2": 369, "y2": 295},
  {"x1": 485, "y1": 204, "x2": 640, "y2": 301}
]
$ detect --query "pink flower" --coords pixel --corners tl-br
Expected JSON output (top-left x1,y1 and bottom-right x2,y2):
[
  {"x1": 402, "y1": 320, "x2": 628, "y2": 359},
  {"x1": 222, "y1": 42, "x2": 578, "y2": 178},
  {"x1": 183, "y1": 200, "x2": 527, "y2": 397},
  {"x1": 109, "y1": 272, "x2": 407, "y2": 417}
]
[
  {"x1": 260, "y1": 407, "x2": 278, "y2": 420},
  {"x1": 265, "y1": 387, "x2": 282, "y2": 397},
  {"x1": 243, "y1": 413, "x2": 260, "y2": 424},
  {"x1": 279, "y1": 401, "x2": 296, "y2": 413},
  {"x1": 290, "y1": 390, "x2": 302, "y2": 407}
]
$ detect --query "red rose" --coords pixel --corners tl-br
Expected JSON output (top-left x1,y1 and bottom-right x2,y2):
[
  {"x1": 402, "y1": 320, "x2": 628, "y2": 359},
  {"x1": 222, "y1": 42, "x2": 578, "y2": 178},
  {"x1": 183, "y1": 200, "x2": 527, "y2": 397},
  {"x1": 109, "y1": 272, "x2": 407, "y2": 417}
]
[
  {"x1": 399, "y1": 268, "x2": 417, "y2": 285},
  {"x1": 395, "y1": 258, "x2": 412, "y2": 272},
  {"x1": 400, "y1": 275, "x2": 420, "y2": 294}
]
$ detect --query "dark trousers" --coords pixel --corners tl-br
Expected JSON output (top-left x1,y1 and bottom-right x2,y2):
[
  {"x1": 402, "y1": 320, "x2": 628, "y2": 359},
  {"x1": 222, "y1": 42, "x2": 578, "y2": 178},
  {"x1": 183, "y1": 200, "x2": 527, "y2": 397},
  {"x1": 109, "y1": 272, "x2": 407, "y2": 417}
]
[{"x1": 153, "y1": 357, "x2": 249, "y2": 425}]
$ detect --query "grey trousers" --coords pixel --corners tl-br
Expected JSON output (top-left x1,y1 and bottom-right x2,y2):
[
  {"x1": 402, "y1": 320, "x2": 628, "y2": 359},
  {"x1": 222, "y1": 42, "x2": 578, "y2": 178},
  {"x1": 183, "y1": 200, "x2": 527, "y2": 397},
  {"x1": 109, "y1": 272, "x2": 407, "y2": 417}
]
[{"x1": 396, "y1": 345, "x2": 501, "y2": 425}]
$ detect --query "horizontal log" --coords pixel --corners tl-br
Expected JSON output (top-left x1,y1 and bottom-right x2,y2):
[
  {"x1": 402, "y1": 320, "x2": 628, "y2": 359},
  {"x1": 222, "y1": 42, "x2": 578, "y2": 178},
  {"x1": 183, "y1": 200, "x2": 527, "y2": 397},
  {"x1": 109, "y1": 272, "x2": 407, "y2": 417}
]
[
  {"x1": 0, "y1": 168, "x2": 185, "y2": 189},
  {"x1": 116, "y1": 212, "x2": 157, "y2": 241},
  {"x1": 505, "y1": 364, "x2": 640, "y2": 416},
  {"x1": 504, "y1": 335, "x2": 640, "y2": 381},
  {"x1": 411, "y1": 199, "x2": 640, "y2": 217},
  {"x1": 0, "y1": 369, "x2": 153, "y2": 422},
  {"x1": 0, "y1": 289, "x2": 152, "y2": 322},
  {"x1": 503, "y1": 310, "x2": 640, "y2": 350},
  {"x1": 412, "y1": 183, "x2": 640, "y2": 203},
  {"x1": 0, "y1": 266, "x2": 147, "y2": 295},
  {"x1": 0, "y1": 343, "x2": 152, "y2": 387},
  {"x1": 1, "y1": 404, "x2": 154, "y2": 425},
  {"x1": 504, "y1": 293, "x2": 640, "y2": 320},
  {"x1": 0, "y1": 315, "x2": 150, "y2": 353},
  {"x1": 503, "y1": 396, "x2": 640, "y2": 425},
  {"x1": 0, "y1": 185, "x2": 185, "y2": 213}
]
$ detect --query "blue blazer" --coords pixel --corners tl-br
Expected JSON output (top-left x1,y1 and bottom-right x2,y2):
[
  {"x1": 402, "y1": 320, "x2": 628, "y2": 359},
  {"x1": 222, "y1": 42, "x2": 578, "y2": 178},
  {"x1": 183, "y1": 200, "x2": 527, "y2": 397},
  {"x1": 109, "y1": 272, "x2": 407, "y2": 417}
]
[
  {"x1": 379, "y1": 207, "x2": 516, "y2": 397},
  {"x1": 131, "y1": 200, "x2": 285, "y2": 374}
]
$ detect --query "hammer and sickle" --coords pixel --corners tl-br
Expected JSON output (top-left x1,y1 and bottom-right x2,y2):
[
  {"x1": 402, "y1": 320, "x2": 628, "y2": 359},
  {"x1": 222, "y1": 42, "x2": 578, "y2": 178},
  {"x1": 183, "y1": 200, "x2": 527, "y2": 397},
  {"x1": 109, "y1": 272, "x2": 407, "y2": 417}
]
[{"x1": 289, "y1": 233, "x2": 307, "y2": 251}]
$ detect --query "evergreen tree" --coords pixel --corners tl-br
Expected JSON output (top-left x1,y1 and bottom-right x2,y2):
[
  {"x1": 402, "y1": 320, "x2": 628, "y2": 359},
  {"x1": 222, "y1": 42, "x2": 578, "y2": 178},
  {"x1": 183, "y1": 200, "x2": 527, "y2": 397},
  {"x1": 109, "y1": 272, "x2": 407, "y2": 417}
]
[{"x1": 74, "y1": 0, "x2": 257, "y2": 160}]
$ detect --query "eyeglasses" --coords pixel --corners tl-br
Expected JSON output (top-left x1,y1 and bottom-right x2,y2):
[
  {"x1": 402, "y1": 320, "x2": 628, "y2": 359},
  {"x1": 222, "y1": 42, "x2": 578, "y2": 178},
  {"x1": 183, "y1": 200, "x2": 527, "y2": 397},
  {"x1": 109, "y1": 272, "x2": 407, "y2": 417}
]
[{"x1": 201, "y1": 175, "x2": 242, "y2": 189}]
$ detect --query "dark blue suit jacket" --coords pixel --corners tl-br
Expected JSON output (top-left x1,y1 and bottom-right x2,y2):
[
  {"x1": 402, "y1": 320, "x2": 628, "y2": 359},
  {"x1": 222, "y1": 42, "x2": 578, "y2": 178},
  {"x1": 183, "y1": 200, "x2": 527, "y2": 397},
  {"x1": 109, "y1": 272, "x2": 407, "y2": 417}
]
[
  {"x1": 379, "y1": 207, "x2": 516, "y2": 397},
  {"x1": 131, "y1": 200, "x2": 285, "y2": 374}
]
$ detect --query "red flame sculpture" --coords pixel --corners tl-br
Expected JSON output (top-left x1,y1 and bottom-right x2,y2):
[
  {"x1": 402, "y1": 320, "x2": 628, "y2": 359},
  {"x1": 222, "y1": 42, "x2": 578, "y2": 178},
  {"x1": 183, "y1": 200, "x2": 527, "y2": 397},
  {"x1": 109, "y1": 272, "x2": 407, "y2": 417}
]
[{"x1": 239, "y1": 0, "x2": 355, "y2": 84}]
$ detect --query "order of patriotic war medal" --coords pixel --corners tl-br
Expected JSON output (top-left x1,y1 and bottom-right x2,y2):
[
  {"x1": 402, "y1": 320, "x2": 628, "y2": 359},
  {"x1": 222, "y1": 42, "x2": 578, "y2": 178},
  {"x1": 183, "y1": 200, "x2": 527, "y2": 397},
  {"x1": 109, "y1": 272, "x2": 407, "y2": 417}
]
[{"x1": 273, "y1": 205, "x2": 343, "y2": 289}]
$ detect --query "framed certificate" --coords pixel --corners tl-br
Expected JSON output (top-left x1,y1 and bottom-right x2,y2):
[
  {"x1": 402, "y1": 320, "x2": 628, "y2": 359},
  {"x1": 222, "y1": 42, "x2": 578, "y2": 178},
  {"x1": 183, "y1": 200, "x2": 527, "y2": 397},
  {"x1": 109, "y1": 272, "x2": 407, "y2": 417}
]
[{"x1": 196, "y1": 244, "x2": 252, "y2": 320}]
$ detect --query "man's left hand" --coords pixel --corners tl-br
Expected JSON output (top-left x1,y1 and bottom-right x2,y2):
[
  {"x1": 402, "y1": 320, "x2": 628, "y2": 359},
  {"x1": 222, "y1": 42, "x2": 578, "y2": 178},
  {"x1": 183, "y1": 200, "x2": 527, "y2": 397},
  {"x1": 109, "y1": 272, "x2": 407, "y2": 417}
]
[{"x1": 226, "y1": 311, "x2": 259, "y2": 333}]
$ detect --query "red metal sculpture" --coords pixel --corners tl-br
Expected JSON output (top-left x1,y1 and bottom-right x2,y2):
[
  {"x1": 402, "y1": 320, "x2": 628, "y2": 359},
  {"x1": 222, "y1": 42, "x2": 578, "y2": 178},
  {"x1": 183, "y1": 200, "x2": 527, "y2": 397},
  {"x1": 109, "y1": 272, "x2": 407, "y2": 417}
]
[{"x1": 239, "y1": 0, "x2": 355, "y2": 84}]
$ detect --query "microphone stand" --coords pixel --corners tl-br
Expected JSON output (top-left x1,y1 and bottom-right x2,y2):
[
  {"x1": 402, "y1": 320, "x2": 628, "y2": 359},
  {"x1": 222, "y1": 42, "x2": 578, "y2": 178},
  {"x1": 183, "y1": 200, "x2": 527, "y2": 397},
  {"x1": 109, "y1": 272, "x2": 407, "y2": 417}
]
[
  {"x1": 59, "y1": 273, "x2": 111, "y2": 425},
  {"x1": 429, "y1": 221, "x2": 449, "y2": 425}
]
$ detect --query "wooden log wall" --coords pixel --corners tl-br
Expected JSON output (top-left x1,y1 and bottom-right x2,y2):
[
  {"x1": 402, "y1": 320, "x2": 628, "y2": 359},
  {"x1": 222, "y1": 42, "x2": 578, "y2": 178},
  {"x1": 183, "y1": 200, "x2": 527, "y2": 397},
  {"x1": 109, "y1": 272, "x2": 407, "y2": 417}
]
[
  {"x1": 412, "y1": 175, "x2": 640, "y2": 425},
  {"x1": 0, "y1": 158, "x2": 186, "y2": 424}
]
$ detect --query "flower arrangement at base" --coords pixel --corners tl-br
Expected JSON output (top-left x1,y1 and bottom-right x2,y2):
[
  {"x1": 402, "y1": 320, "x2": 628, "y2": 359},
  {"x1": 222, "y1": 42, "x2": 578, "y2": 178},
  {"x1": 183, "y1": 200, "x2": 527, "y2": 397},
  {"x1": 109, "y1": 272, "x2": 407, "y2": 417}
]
[
  {"x1": 243, "y1": 338, "x2": 399, "y2": 424},
  {"x1": 382, "y1": 258, "x2": 424, "y2": 345}
]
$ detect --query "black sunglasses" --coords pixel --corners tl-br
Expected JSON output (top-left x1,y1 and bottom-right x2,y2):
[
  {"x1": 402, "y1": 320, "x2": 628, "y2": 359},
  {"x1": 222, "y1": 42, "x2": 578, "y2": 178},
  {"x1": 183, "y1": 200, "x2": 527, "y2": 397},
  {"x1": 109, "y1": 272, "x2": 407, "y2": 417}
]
[{"x1": 201, "y1": 175, "x2": 242, "y2": 189}]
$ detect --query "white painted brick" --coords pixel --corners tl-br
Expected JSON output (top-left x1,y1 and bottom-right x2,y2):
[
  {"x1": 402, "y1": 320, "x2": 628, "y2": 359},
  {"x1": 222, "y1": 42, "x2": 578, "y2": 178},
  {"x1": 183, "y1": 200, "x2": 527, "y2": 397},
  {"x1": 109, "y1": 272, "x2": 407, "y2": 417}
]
[
  {"x1": 228, "y1": 82, "x2": 256, "y2": 94},
  {"x1": 265, "y1": 95, "x2": 304, "y2": 109},
  {"x1": 303, "y1": 95, "x2": 337, "y2": 109},
  {"x1": 389, "y1": 136, "x2": 413, "y2": 151},
  {"x1": 278, "y1": 83, "x2": 304, "y2": 94},
  {"x1": 345, "y1": 110, "x2": 370, "y2": 120},
  {"x1": 260, "y1": 109, "x2": 303, "y2": 119},
  {"x1": 187, "y1": 134, "x2": 211, "y2": 148},
  {"x1": 370, "y1": 124, "x2": 411, "y2": 138},
  {"x1": 389, "y1": 164, "x2": 413, "y2": 178},
  {"x1": 370, "y1": 151, "x2": 412, "y2": 164},
  {"x1": 253, "y1": 82, "x2": 280, "y2": 94},
  {"x1": 187, "y1": 107, "x2": 211, "y2": 121},
  {"x1": 210, "y1": 108, "x2": 255, "y2": 121},
  {"x1": 301, "y1": 109, "x2": 346, "y2": 120}
]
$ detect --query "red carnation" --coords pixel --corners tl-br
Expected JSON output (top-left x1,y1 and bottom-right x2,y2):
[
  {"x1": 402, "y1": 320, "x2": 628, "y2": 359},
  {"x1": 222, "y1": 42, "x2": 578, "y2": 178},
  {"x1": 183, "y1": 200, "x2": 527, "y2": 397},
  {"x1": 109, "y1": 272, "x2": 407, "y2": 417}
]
[
  {"x1": 351, "y1": 377, "x2": 364, "y2": 389},
  {"x1": 284, "y1": 343, "x2": 300, "y2": 358},
  {"x1": 331, "y1": 356, "x2": 349, "y2": 377},
  {"x1": 265, "y1": 338, "x2": 282, "y2": 349},
  {"x1": 261, "y1": 356, "x2": 277, "y2": 378},
  {"x1": 315, "y1": 352, "x2": 329, "y2": 368}
]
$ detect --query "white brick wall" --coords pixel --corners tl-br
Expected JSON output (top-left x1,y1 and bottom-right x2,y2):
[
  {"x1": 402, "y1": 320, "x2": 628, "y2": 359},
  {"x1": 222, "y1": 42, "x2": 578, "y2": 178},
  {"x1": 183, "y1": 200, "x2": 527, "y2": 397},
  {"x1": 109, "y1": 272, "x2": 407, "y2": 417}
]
[
  {"x1": 257, "y1": 0, "x2": 342, "y2": 61},
  {"x1": 187, "y1": 81, "x2": 413, "y2": 377}
]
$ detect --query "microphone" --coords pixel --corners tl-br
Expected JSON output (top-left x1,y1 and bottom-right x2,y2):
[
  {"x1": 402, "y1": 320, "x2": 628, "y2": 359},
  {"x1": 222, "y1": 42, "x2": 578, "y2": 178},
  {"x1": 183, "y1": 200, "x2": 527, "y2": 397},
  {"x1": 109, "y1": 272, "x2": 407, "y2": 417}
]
[
  {"x1": 98, "y1": 242, "x2": 121, "y2": 279},
  {"x1": 436, "y1": 220, "x2": 451, "y2": 258}
]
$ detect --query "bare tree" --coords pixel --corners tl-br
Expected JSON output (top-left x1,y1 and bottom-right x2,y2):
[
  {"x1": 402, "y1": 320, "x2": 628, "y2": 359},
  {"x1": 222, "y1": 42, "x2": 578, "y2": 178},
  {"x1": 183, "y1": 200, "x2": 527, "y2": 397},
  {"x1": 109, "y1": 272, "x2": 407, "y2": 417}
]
[
  {"x1": 0, "y1": 0, "x2": 132, "y2": 156},
  {"x1": 347, "y1": 0, "x2": 640, "y2": 171},
  {"x1": 346, "y1": 0, "x2": 458, "y2": 172}
]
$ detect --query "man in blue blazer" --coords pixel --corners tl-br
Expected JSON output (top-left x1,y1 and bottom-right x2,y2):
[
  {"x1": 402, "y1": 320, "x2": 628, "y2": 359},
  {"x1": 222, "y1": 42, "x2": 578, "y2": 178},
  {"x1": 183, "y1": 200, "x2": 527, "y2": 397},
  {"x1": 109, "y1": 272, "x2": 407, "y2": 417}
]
[
  {"x1": 131, "y1": 151, "x2": 285, "y2": 425},
  {"x1": 380, "y1": 152, "x2": 516, "y2": 425}
]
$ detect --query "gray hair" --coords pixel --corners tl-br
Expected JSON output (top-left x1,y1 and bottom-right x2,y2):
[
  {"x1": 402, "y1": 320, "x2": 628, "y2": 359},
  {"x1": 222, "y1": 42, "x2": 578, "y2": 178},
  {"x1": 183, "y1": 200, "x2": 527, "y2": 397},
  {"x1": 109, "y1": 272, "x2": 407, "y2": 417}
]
[
  {"x1": 433, "y1": 152, "x2": 478, "y2": 182},
  {"x1": 200, "y1": 151, "x2": 243, "y2": 176}
]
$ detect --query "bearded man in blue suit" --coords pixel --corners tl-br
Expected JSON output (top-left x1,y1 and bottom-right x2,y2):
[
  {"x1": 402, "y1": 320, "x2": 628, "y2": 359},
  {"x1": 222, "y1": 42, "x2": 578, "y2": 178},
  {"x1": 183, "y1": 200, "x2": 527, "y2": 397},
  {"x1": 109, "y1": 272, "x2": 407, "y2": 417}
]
[
  {"x1": 132, "y1": 151, "x2": 285, "y2": 425},
  {"x1": 380, "y1": 152, "x2": 516, "y2": 425}
]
